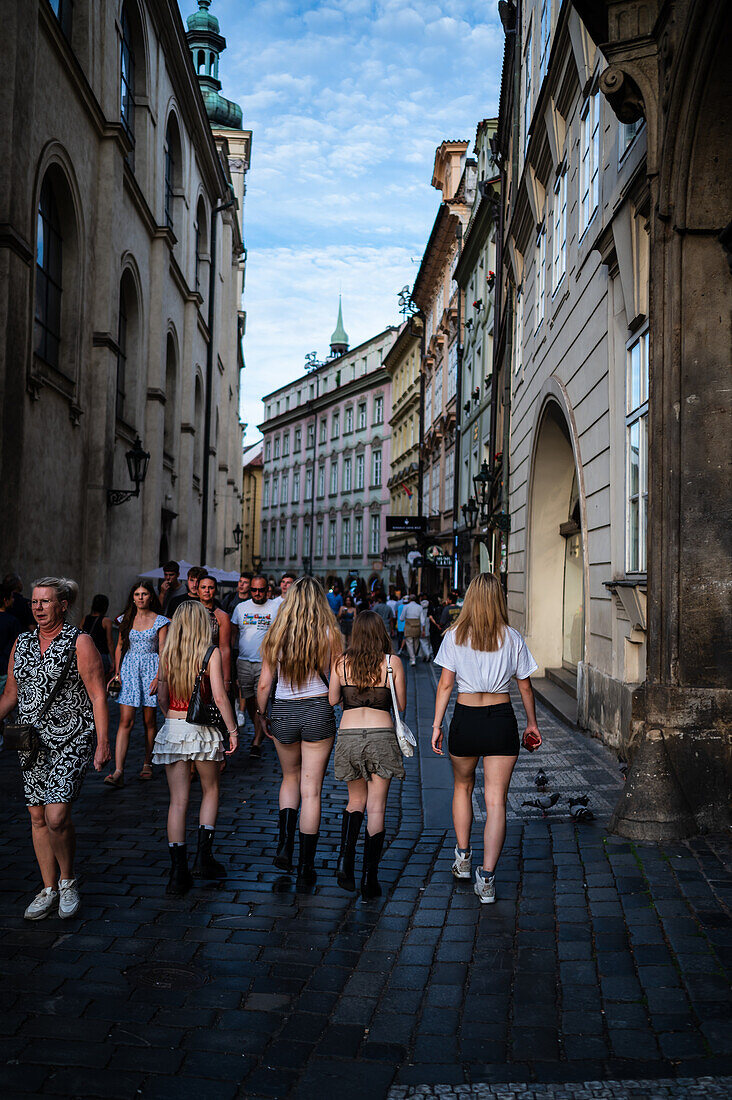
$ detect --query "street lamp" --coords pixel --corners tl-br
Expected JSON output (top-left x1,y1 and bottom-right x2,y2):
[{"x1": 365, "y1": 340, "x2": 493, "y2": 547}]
[
  {"x1": 473, "y1": 460, "x2": 491, "y2": 524},
  {"x1": 461, "y1": 496, "x2": 479, "y2": 532},
  {"x1": 224, "y1": 523, "x2": 243, "y2": 556},
  {"x1": 107, "y1": 436, "x2": 150, "y2": 506}
]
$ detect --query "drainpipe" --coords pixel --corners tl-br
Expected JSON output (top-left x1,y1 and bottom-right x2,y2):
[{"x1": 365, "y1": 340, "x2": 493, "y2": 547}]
[{"x1": 201, "y1": 196, "x2": 237, "y2": 565}]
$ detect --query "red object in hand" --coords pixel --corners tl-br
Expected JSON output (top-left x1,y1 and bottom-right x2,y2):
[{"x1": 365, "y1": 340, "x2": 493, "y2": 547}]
[{"x1": 523, "y1": 730, "x2": 541, "y2": 752}]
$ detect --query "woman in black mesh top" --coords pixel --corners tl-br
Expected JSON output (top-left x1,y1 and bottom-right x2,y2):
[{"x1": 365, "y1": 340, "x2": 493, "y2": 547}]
[{"x1": 329, "y1": 612, "x2": 406, "y2": 898}]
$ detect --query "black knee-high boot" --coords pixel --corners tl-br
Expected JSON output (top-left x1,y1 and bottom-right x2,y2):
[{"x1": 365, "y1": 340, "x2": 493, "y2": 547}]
[
  {"x1": 296, "y1": 831, "x2": 319, "y2": 886},
  {"x1": 274, "y1": 808, "x2": 298, "y2": 872},
  {"x1": 336, "y1": 810, "x2": 364, "y2": 892},
  {"x1": 192, "y1": 826, "x2": 226, "y2": 879},
  {"x1": 361, "y1": 830, "x2": 385, "y2": 899},
  {"x1": 166, "y1": 843, "x2": 193, "y2": 896}
]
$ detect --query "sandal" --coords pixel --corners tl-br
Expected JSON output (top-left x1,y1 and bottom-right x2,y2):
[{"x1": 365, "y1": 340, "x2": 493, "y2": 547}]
[
  {"x1": 139, "y1": 764, "x2": 153, "y2": 780},
  {"x1": 104, "y1": 771, "x2": 124, "y2": 788}
]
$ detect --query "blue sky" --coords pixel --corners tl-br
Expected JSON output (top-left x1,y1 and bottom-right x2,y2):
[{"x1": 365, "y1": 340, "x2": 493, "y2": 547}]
[{"x1": 179, "y1": 1, "x2": 504, "y2": 441}]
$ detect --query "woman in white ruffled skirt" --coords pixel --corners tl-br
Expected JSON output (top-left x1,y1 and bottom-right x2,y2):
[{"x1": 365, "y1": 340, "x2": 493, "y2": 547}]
[{"x1": 153, "y1": 602, "x2": 238, "y2": 896}]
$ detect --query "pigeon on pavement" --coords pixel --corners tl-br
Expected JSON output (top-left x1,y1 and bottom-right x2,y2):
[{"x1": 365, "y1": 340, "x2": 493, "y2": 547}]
[
  {"x1": 522, "y1": 792, "x2": 561, "y2": 815},
  {"x1": 534, "y1": 769, "x2": 548, "y2": 790}
]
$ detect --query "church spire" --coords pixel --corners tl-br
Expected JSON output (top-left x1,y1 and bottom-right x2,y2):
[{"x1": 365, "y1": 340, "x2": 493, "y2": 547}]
[
  {"x1": 329, "y1": 296, "x2": 349, "y2": 357},
  {"x1": 186, "y1": 1, "x2": 243, "y2": 130}
]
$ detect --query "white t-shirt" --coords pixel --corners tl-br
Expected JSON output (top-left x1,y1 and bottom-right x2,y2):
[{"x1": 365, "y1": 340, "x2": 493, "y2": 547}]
[
  {"x1": 435, "y1": 626, "x2": 538, "y2": 694},
  {"x1": 231, "y1": 599, "x2": 280, "y2": 662},
  {"x1": 275, "y1": 667, "x2": 328, "y2": 700},
  {"x1": 404, "y1": 602, "x2": 422, "y2": 621}
]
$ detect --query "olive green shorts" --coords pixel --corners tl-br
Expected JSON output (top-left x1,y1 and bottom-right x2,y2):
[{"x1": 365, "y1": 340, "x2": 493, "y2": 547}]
[{"x1": 334, "y1": 726, "x2": 405, "y2": 782}]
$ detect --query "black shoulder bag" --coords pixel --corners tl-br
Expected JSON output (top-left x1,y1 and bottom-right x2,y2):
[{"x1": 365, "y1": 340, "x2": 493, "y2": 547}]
[
  {"x1": 5, "y1": 629, "x2": 80, "y2": 770},
  {"x1": 186, "y1": 645, "x2": 229, "y2": 738}
]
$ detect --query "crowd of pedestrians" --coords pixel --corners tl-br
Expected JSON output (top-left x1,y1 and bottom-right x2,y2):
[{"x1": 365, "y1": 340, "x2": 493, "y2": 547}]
[{"x1": 0, "y1": 564, "x2": 542, "y2": 917}]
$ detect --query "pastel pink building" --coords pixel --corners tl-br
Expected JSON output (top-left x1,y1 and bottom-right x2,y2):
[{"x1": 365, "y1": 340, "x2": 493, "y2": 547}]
[{"x1": 258, "y1": 306, "x2": 397, "y2": 584}]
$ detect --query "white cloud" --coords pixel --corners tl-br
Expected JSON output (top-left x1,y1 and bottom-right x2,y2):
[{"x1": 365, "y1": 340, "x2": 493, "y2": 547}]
[{"x1": 178, "y1": 0, "x2": 504, "y2": 442}]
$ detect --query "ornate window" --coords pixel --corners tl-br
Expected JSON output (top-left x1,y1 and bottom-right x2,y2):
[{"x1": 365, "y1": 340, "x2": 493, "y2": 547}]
[
  {"x1": 626, "y1": 328, "x2": 649, "y2": 573},
  {"x1": 330, "y1": 461, "x2": 338, "y2": 496},
  {"x1": 343, "y1": 457, "x2": 352, "y2": 492},
  {"x1": 371, "y1": 449, "x2": 382, "y2": 487},
  {"x1": 355, "y1": 454, "x2": 365, "y2": 490},
  {"x1": 342, "y1": 517, "x2": 351, "y2": 556},
  {"x1": 328, "y1": 520, "x2": 337, "y2": 557},
  {"x1": 580, "y1": 92, "x2": 600, "y2": 237},
  {"x1": 292, "y1": 470, "x2": 300, "y2": 503},
  {"x1": 120, "y1": 5, "x2": 135, "y2": 147},
  {"x1": 552, "y1": 169, "x2": 567, "y2": 293},
  {"x1": 34, "y1": 176, "x2": 63, "y2": 370},
  {"x1": 354, "y1": 516, "x2": 363, "y2": 556},
  {"x1": 50, "y1": 0, "x2": 73, "y2": 37},
  {"x1": 369, "y1": 514, "x2": 380, "y2": 556}
]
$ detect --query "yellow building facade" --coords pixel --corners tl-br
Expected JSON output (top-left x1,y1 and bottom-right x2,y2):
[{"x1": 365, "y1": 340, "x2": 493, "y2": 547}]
[
  {"x1": 241, "y1": 444, "x2": 263, "y2": 573},
  {"x1": 384, "y1": 320, "x2": 422, "y2": 588}
]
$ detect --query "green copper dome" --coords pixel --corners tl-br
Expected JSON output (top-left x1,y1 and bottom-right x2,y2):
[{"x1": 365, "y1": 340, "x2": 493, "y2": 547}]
[
  {"x1": 186, "y1": 1, "x2": 243, "y2": 131},
  {"x1": 187, "y1": 1, "x2": 220, "y2": 35},
  {"x1": 330, "y1": 296, "x2": 349, "y2": 351}
]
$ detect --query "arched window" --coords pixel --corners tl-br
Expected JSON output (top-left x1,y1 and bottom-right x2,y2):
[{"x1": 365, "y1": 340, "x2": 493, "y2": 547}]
[
  {"x1": 120, "y1": 5, "x2": 135, "y2": 144},
  {"x1": 116, "y1": 269, "x2": 140, "y2": 423},
  {"x1": 164, "y1": 114, "x2": 182, "y2": 233},
  {"x1": 120, "y1": 3, "x2": 147, "y2": 177},
  {"x1": 197, "y1": 49, "x2": 206, "y2": 74},
  {"x1": 164, "y1": 333, "x2": 177, "y2": 460},
  {"x1": 194, "y1": 195, "x2": 209, "y2": 296},
  {"x1": 49, "y1": 0, "x2": 73, "y2": 38},
  {"x1": 35, "y1": 176, "x2": 63, "y2": 369}
]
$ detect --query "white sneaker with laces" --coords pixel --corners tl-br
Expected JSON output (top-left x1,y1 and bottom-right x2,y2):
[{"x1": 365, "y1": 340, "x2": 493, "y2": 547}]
[
  {"x1": 474, "y1": 868, "x2": 496, "y2": 905},
  {"x1": 58, "y1": 878, "x2": 80, "y2": 919},
  {"x1": 452, "y1": 846, "x2": 472, "y2": 880},
  {"x1": 24, "y1": 886, "x2": 58, "y2": 921}
]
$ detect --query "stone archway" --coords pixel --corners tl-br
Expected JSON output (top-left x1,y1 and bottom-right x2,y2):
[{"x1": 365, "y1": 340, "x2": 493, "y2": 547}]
[{"x1": 526, "y1": 401, "x2": 584, "y2": 686}]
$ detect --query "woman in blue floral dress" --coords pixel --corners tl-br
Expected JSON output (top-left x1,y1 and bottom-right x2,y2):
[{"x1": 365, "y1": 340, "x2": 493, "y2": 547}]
[{"x1": 105, "y1": 581, "x2": 168, "y2": 786}]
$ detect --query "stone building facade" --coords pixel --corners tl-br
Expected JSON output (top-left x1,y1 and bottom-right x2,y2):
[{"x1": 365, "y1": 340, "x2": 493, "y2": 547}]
[
  {"x1": 0, "y1": 0, "x2": 250, "y2": 612},
  {"x1": 241, "y1": 443, "x2": 262, "y2": 574},
  {"x1": 453, "y1": 118, "x2": 499, "y2": 589},
  {"x1": 493, "y1": 0, "x2": 651, "y2": 744},
  {"x1": 258, "y1": 314, "x2": 396, "y2": 585},
  {"x1": 491, "y1": 0, "x2": 730, "y2": 834},
  {"x1": 411, "y1": 141, "x2": 476, "y2": 595}
]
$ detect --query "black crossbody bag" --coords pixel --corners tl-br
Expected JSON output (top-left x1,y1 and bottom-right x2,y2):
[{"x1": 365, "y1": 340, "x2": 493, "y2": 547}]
[
  {"x1": 186, "y1": 645, "x2": 229, "y2": 738},
  {"x1": 5, "y1": 629, "x2": 80, "y2": 770}
]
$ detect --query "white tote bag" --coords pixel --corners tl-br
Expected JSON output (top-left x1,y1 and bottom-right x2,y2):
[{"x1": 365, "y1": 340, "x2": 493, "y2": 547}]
[{"x1": 386, "y1": 657, "x2": 416, "y2": 758}]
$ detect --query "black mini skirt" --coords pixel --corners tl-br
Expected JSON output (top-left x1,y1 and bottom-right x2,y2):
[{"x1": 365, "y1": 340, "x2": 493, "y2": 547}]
[{"x1": 448, "y1": 701, "x2": 519, "y2": 758}]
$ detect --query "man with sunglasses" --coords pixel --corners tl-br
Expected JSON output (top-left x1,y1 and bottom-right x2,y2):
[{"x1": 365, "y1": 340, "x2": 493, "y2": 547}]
[{"x1": 230, "y1": 574, "x2": 280, "y2": 758}]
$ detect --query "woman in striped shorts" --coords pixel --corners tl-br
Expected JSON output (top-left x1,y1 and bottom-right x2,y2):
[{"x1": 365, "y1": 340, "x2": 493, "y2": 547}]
[{"x1": 256, "y1": 577, "x2": 341, "y2": 886}]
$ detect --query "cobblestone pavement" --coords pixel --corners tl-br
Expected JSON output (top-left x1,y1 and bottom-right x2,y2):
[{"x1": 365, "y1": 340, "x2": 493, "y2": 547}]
[{"x1": 0, "y1": 664, "x2": 730, "y2": 1099}]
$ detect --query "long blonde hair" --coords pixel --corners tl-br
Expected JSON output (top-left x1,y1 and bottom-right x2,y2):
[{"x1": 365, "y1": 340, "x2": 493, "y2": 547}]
[
  {"x1": 261, "y1": 576, "x2": 341, "y2": 686},
  {"x1": 453, "y1": 573, "x2": 509, "y2": 652},
  {"x1": 161, "y1": 601, "x2": 212, "y2": 701}
]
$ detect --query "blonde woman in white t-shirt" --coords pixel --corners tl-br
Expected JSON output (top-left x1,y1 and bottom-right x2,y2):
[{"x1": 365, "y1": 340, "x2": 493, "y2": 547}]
[{"x1": 432, "y1": 573, "x2": 540, "y2": 904}]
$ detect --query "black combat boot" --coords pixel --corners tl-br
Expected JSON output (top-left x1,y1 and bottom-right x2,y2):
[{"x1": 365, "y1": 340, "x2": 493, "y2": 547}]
[
  {"x1": 361, "y1": 830, "x2": 385, "y2": 900},
  {"x1": 336, "y1": 810, "x2": 364, "y2": 892},
  {"x1": 273, "y1": 808, "x2": 298, "y2": 872},
  {"x1": 296, "y1": 831, "x2": 319, "y2": 887},
  {"x1": 165, "y1": 843, "x2": 193, "y2": 897},
  {"x1": 192, "y1": 826, "x2": 226, "y2": 879}
]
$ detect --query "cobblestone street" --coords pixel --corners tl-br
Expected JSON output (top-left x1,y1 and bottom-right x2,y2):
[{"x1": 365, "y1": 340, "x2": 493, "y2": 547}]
[{"x1": 0, "y1": 665, "x2": 730, "y2": 1099}]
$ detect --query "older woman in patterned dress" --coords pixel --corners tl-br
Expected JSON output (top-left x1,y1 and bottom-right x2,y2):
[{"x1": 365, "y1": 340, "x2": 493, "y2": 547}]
[{"x1": 0, "y1": 577, "x2": 110, "y2": 920}]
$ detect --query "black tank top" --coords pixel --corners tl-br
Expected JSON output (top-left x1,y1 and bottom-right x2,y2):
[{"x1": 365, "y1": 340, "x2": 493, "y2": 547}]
[
  {"x1": 341, "y1": 660, "x2": 392, "y2": 712},
  {"x1": 82, "y1": 614, "x2": 109, "y2": 657}
]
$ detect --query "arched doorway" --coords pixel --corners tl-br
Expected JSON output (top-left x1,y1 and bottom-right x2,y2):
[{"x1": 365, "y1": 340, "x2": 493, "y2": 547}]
[{"x1": 527, "y1": 402, "x2": 585, "y2": 687}]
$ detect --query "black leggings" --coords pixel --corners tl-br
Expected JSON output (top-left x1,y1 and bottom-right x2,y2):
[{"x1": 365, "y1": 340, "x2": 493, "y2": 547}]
[{"x1": 448, "y1": 702, "x2": 519, "y2": 757}]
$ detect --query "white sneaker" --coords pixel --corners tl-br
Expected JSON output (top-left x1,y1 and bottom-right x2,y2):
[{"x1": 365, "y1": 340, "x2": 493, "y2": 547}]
[
  {"x1": 24, "y1": 886, "x2": 58, "y2": 920},
  {"x1": 474, "y1": 868, "x2": 496, "y2": 905},
  {"x1": 58, "y1": 878, "x2": 80, "y2": 919},
  {"x1": 452, "y1": 846, "x2": 472, "y2": 880}
]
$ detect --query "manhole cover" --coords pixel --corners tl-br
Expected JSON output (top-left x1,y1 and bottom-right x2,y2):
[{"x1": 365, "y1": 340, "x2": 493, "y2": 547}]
[{"x1": 125, "y1": 963, "x2": 208, "y2": 990}]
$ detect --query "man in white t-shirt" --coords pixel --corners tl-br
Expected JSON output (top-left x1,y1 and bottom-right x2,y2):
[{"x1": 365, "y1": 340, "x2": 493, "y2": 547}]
[{"x1": 231, "y1": 575, "x2": 280, "y2": 756}]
